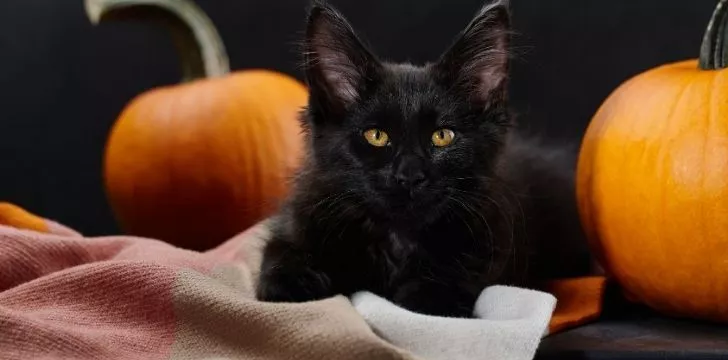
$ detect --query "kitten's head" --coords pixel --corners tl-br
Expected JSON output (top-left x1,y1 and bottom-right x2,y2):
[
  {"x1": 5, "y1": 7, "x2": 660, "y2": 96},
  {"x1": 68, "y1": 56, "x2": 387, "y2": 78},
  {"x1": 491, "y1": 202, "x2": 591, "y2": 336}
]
[{"x1": 301, "y1": 0, "x2": 512, "y2": 222}]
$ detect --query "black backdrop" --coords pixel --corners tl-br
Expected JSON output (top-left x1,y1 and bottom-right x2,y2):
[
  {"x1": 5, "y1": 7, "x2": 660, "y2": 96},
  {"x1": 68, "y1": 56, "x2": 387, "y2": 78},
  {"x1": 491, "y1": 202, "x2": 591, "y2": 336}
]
[{"x1": 0, "y1": 0, "x2": 715, "y2": 235}]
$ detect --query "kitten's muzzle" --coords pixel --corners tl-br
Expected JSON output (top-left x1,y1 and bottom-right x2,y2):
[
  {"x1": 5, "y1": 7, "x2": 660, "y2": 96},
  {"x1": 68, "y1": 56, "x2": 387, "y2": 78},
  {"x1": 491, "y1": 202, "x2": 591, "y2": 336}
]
[{"x1": 393, "y1": 154, "x2": 428, "y2": 191}]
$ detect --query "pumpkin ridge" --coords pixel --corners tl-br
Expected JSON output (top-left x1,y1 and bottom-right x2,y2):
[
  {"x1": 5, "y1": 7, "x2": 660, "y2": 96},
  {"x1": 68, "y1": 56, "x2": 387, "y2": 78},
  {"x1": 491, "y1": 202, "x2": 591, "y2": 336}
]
[
  {"x1": 654, "y1": 75, "x2": 693, "y2": 301},
  {"x1": 702, "y1": 75, "x2": 715, "y2": 286}
]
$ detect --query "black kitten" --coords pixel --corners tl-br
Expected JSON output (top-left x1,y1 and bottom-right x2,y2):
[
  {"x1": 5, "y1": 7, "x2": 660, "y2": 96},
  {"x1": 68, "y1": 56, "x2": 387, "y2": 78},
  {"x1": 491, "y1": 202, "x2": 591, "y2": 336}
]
[{"x1": 256, "y1": 0, "x2": 592, "y2": 317}]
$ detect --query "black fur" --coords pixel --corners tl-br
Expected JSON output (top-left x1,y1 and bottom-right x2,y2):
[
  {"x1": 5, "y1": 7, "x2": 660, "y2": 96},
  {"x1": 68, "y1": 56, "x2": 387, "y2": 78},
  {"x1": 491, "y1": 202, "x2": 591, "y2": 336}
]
[{"x1": 255, "y1": 0, "x2": 592, "y2": 317}]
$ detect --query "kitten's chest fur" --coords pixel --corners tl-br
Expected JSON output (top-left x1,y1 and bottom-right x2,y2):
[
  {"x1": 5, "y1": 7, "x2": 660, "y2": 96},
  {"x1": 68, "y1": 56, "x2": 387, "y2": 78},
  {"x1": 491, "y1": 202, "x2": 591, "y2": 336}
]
[
  {"x1": 300, "y1": 202, "x2": 522, "y2": 299},
  {"x1": 366, "y1": 231, "x2": 418, "y2": 290},
  {"x1": 310, "y1": 219, "x2": 425, "y2": 296}
]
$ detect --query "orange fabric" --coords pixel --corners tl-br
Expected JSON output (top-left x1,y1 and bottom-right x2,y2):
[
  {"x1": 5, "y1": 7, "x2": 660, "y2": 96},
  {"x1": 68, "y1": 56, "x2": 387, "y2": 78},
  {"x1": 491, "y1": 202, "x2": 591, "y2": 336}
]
[
  {"x1": 546, "y1": 276, "x2": 607, "y2": 334},
  {"x1": 0, "y1": 202, "x2": 48, "y2": 233}
]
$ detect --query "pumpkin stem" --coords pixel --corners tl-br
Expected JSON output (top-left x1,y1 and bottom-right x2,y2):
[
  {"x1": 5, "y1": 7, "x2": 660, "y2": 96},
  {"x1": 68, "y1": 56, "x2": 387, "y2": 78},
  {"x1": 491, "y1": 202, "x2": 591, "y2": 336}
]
[
  {"x1": 85, "y1": 0, "x2": 230, "y2": 81},
  {"x1": 700, "y1": 0, "x2": 728, "y2": 70}
]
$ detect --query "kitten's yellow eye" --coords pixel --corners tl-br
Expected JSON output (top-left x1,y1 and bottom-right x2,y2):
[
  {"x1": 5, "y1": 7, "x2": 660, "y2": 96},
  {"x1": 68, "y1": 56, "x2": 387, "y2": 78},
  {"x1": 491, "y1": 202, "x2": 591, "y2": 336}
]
[
  {"x1": 364, "y1": 129, "x2": 390, "y2": 147},
  {"x1": 432, "y1": 129, "x2": 455, "y2": 147}
]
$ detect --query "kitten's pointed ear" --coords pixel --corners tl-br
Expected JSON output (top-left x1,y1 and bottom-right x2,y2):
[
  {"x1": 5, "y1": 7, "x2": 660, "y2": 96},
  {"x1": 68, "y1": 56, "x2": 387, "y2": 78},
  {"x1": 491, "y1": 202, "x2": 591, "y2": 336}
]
[
  {"x1": 304, "y1": 1, "x2": 381, "y2": 113},
  {"x1": 434, "y1": 0, "x2": 511, "y2": 106}
]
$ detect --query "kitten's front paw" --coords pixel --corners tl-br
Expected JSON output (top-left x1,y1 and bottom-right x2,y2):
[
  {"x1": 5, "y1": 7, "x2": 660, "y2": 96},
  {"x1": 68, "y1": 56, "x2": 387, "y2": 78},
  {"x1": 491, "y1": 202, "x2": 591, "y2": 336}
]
[{"x1": 256, "y1": 266, "x2": 334, "y2": 303}]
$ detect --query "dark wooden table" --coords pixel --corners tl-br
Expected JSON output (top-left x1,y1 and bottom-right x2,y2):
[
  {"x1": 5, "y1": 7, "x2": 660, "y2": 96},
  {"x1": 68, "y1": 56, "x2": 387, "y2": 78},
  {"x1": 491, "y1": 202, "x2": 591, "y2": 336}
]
[
  {"x1": 537, "y1": 284, "x2": 728, "y2": 360},
  {"x1": 538, "y1": 316, "x2": 728, "y2": 360}
]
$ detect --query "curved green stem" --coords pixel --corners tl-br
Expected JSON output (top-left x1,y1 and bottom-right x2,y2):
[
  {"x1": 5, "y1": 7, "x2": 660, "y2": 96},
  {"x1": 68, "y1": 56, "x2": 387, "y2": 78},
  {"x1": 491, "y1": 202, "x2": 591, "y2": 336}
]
[
  {"x1": 700, "y1": 0, "x2": 728, "y2": 70},
  {"x1": 85, "y1": 0, "x2": 230, "y2": 82}
]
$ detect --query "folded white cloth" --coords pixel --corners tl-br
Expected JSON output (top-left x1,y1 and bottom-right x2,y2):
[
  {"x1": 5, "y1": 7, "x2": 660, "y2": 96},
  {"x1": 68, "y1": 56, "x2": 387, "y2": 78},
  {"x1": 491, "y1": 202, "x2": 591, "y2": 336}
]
[{"x1": 351, "y1": 286, "x2": 557, "y2": 360}]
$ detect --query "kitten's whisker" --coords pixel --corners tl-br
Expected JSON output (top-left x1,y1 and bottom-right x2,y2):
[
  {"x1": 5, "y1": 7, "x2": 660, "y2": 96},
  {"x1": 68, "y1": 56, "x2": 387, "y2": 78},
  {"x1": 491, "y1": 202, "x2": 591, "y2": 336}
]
[
  {"x1": 450, "y1": 190, "x2": 508, "y2": 279},
  {"x1": 448, "y1": 194, "x2": 497, "y2": 279},
  {"x1": 452, "y1": 187, "x2": 520, "y2": 269},
  {"x1": 312, "y1": 192, "x2": 356, "y2": 220},
  {"x1": 486, "y1": 182, "x2": 528, "y2": 256},
  {"x1": 447, "y1": 195, "x2": 476, "y2": 244},
  {"x1": 318, "y1": 194, "x2": 363, "y2": 250}
]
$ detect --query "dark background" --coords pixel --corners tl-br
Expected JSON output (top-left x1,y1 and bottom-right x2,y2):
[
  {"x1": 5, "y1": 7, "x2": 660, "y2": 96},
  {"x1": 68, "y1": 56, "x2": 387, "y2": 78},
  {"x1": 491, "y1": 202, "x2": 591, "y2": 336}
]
[{"x1": 0, "y1": 0, "x2": 716, "y2": 235}]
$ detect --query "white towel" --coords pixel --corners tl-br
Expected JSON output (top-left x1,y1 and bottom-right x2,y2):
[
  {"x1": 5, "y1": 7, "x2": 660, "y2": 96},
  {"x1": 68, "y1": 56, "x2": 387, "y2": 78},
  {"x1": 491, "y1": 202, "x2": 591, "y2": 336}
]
[{"x1": 351, "y1": 286, "x2": 557, "y2": 360}]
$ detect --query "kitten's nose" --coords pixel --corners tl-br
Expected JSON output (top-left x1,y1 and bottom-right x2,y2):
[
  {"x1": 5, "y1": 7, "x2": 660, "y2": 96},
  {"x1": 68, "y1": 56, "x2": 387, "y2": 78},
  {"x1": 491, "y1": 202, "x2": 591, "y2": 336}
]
[
  {"x1": 395, "y1": 171, "x2": 426, "y2": 188},
  {"x1": 393, "y1": 156, "x2": 428, "y2": 189}
]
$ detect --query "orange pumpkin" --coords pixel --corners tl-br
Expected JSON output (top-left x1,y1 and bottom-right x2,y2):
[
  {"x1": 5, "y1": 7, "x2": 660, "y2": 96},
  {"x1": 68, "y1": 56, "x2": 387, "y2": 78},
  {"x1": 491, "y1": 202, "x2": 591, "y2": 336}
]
[
  {"x1": 577, "y1": 0, "x2": 728, "y2": 322},
  {"x1": 86, "y1": 0, "x2": 308, "y2": 250}
]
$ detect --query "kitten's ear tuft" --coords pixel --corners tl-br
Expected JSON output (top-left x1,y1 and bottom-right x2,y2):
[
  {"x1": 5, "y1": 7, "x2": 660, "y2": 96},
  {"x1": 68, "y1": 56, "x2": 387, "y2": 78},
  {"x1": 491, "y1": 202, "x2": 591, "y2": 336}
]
[
  {"x1": 434, "y1": 0, "x2": 511, "y2": 105},
  {"x1": 304, "y1": 1, "x2": 380, "y2": 112}
]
